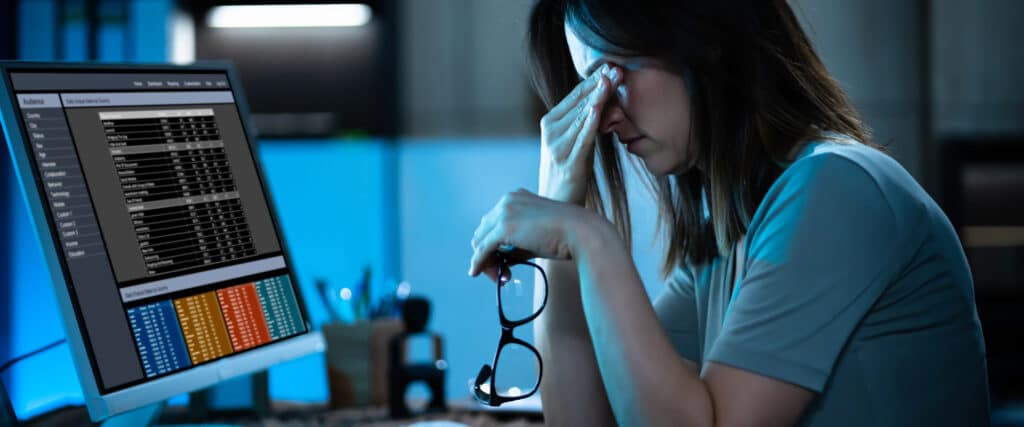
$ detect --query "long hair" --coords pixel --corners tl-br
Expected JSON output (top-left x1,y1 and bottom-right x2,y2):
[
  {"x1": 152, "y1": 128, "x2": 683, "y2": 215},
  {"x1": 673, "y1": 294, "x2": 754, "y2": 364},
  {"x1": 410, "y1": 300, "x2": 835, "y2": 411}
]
[{"x1": 527, "y1": 0, "x2": 876, "y2": 273}]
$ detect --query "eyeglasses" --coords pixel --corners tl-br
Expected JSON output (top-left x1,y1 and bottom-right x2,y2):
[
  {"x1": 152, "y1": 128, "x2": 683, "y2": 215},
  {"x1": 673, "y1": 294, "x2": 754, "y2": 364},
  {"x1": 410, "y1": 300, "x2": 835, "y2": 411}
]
[{"x1": 472, "y1": 252, "x2": 548, "y2": 407}]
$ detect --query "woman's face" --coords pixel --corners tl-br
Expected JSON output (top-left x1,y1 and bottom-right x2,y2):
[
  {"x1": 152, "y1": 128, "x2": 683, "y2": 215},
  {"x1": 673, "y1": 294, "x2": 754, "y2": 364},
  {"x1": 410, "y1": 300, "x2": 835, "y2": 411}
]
[{"x1": 564, "y1": 22, "x2": 697, "y2": 176}]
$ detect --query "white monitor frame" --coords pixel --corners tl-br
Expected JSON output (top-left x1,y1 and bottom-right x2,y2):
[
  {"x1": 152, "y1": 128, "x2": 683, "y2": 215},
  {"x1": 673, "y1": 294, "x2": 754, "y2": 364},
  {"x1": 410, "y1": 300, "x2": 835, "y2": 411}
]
[{"x1": 0, "y1": 61, "x2": 324, "y2": 421}]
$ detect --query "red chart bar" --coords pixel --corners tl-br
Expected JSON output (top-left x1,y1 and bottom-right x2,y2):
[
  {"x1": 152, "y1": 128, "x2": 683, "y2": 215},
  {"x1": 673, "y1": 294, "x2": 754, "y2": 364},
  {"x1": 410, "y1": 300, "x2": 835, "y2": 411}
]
[{"x1": 216, "y1": 283, "x2": 272, "y2": 351}]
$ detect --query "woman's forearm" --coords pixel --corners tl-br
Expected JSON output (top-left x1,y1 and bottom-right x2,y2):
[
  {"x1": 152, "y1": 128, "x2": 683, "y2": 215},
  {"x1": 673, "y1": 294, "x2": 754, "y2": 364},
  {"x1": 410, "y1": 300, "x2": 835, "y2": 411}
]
[
  {"x1": 534, "y1": 258, "x2": 617, "y2": 426},
  {"x1": 570, "y1": 217, "x2": 713, "y2": 427}
]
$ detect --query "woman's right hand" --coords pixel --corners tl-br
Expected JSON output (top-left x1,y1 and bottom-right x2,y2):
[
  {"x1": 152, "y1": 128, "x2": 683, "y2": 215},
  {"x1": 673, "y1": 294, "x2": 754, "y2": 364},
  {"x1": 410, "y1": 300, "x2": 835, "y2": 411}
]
[{"x1": 539, "y1": 63, "x2": 622, "y2": 205}]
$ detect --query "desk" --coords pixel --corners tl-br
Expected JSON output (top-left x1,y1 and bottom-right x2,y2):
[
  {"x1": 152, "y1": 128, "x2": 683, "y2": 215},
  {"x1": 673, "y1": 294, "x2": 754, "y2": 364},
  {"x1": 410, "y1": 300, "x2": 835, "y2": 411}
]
[
  {"x1": 161, "y1": 401, "x2": 543, "y2": 427},
  {"x1": 19, "y1": 402, "x2": 545, "y2": 427}
]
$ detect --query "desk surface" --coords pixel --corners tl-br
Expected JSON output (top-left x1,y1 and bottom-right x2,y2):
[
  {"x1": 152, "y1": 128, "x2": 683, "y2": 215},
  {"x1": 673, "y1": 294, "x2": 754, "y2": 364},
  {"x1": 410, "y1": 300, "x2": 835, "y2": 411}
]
[
  {"x1": 160, "y1": 401, "x2": 544, "y2": 427},
  {"x1": 20, "y1": 401, "x2": 544, "y2": 427}
]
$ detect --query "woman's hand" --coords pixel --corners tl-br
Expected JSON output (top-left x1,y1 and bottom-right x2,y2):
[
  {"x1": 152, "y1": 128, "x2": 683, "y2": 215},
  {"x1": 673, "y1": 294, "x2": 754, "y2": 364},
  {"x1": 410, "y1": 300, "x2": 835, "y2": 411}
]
[
  {"x1": 468, "y1": 189, "x2": 601, "y2": 280},
  {"x1": 540, "y1": 64, "x2": 622, "y2": 205}
]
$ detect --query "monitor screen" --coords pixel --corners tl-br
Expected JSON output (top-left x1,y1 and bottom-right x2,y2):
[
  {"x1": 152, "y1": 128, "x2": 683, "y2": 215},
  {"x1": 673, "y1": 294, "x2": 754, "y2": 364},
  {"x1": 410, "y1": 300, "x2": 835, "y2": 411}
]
[{"x1": 1, "y1": 67, "x2": 311, "y2": 396}]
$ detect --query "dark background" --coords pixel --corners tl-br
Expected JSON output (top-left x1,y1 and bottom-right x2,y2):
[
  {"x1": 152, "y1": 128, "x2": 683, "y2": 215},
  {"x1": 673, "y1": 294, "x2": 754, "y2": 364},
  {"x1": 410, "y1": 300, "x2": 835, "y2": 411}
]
[
  {"x1": 183, "y1": 0, "x2": 399, "y2": 137},
  {"x1": 1, "y1": 0, "x2": 1022, "y2": 424}
]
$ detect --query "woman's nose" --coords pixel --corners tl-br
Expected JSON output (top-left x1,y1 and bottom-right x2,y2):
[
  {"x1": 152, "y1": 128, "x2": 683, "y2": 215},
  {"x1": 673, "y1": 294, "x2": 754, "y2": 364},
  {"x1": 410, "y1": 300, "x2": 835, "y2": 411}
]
[{"x1": 599, "y1": 103, "x2": 626, "y2": 135}]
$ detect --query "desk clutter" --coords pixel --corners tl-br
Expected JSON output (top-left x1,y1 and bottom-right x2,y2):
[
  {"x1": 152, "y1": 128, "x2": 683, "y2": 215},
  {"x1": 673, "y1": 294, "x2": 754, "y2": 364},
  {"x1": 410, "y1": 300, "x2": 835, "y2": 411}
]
[{"x1": 324, "y1": 296, "x2": 449, "y2": 419}]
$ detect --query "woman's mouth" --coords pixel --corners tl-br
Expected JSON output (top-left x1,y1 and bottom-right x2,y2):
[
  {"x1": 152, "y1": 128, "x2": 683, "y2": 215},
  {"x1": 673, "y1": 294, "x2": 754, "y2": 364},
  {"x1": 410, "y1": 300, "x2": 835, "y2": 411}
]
[{"x1": 619, "y1": 135, "x2": 645, "y2": 152}]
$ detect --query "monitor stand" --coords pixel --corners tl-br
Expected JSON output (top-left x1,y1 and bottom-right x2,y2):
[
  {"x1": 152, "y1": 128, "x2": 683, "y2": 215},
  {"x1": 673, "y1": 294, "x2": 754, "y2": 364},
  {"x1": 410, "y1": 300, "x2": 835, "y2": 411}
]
[
  {"x1": 100, "y1": 401, "x2": 164, "y2": 427},
  {"x1": 100, "y1": 400, "x2": 242, "y2": 427}
]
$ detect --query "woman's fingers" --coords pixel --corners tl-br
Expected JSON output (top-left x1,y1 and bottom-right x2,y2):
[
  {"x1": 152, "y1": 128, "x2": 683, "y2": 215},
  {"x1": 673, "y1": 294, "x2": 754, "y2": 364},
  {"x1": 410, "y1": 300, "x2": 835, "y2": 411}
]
[
  {"x1": 568, "y1": 104, "x2": 601, "y2": 162},
  {"x1": 471, "y1": 205, "x2": 499, "y2": 250},
  {"x1": 553, "y1": 65, "x2": 622, "y2": 132},
  {"x1": 469, "y1": 225, "x2": 505, "y2": 278},
  {"x1": 469, "y1": 190, "x2": 576, "y2": 279},
  {"x1": 545, "y1": 77, "x2": 610, "y2": 164},
  {"x1": 551, "y1": 68, "x2": 621, "y2": 161},
  {"x1": 545, "y1": 63, "x2": 609, "y2": 121},
  {"x1": 470, "y1": 193, "x2": 515, "y2": 276},
  {"x1": 470, "y1": 191, "x2": 529, "y2": 277},
  {"x1": 569, "y1": 84, "x2": 613, "y2": 162},
  {"x1": 481, "y1": 265, "x2": 500, "y2": 283},
  {"x1": 548, "y1": 75, "x2": 608, "y2": 137}
]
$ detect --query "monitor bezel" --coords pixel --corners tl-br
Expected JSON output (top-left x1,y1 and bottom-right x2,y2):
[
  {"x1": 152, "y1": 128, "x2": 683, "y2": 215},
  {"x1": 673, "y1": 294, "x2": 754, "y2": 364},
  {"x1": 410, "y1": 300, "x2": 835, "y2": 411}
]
[{"x1": 0, "y1": 61, "x2": 323, "y2": 421}]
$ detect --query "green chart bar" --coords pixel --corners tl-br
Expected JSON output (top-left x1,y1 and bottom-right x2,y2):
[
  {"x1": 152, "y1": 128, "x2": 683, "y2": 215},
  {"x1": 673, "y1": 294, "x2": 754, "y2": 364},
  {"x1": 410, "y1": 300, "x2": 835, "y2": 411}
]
[{"x1": 254, "y1": 274, "x2": 305, "y2": 340}]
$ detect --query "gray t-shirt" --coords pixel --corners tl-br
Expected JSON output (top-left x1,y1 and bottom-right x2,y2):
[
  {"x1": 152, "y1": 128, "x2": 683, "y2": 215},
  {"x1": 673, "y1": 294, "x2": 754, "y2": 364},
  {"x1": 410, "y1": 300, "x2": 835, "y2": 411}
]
[{"x1": 654, "y1": 138, "x2": 990, "y2": 426}]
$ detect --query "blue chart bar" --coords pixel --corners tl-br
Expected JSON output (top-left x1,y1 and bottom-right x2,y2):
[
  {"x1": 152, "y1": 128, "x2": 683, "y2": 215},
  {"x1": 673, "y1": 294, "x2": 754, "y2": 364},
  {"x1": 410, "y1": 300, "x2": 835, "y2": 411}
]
[
  {"x1": 254, "y1": 275, "x2": 306, "y2": 340},
  {"x1": 127, "y1": 300, "x2": 191, "y2": 378}
]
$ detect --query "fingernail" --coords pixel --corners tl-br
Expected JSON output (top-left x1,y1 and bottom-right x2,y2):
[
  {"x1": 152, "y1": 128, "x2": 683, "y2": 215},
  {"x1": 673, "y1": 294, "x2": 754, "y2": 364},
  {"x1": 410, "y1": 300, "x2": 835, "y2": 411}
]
[
  {"x1": 609, "y1": 67, "x2": 621, "y2": 81},
  {"x1": 599, "y1": 63, "x2": 609, "y2": 74},
  {"x1": 597, "y1": 78, "x2": 606, "y2": 90}
]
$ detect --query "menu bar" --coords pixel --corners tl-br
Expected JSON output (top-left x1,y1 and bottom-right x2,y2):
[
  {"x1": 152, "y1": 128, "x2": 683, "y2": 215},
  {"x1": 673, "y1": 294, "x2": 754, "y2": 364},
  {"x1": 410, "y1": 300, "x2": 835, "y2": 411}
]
[
  {"x1": 60, "y1": 91, "x2": 235, "y2": 108},
  {"x1": 10, "y1": 72, "x2": 230, "y2": 92}
]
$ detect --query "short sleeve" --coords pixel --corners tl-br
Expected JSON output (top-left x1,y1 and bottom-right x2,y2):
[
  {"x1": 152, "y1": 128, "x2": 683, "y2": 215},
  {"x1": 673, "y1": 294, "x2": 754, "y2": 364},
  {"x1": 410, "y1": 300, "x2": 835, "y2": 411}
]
[
  {"x1": 654, "y1": 265, "x2": 702, "y2": 364},
  {"x1": 706, "y1": 154, "x2": 905, "y2": 393}
]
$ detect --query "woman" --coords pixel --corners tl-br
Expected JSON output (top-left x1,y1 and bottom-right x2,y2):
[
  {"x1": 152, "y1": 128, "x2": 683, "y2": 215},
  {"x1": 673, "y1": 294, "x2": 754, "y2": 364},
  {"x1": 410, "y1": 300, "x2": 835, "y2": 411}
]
[{"x1": 468, "y1": 1, "x2": 991, "y2": 425}]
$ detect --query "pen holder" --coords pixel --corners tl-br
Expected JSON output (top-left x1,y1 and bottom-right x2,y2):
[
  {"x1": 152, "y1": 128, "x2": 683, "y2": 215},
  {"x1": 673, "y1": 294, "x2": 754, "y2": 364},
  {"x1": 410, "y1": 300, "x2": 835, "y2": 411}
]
[{"x1": 323, "y1": 318, "x2": 403, "y2": 408}]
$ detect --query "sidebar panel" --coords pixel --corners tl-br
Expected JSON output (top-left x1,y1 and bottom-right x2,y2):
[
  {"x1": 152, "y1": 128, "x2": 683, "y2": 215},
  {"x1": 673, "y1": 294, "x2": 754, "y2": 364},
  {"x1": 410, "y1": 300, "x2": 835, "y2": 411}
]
[{"x1": 16, "y1": 93, "x2": 144, "y2": 389}]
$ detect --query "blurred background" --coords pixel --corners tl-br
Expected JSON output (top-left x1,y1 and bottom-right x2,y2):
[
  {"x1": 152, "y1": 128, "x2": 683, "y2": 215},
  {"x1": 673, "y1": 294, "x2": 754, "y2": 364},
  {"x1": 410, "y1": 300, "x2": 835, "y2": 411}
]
[{"x1": 0, "y1": 0, "x2": 1022, "y2": 422}]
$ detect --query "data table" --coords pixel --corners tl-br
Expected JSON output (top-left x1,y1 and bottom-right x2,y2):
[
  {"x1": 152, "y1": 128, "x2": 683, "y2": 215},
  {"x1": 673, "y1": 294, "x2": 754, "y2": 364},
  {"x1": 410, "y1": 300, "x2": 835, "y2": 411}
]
[
  {"x1": 173, "y1": 291, "x2": 233, "y2": 365},
  {"x1": 254, "y1": 275, "x2": 305, "y2": 340},
  {"x1": 101, "y1": 108, "x2": 257, "y2": 277},
  {"x1": 217, "y1": 283, "x2": 272, "y2": 351},
  {"x1": 127, "y1": 300, "x2": 191, "y2": 378}
]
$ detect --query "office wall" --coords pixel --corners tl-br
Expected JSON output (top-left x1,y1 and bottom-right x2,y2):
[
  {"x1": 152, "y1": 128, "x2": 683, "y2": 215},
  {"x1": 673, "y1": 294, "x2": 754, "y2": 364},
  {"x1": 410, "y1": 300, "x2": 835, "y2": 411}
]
[
  {"x1": 16, "y1": 0, "x2": 57, "y2": 61},
  {"x1": 0, "y1": 0, "x2": 14, "y2": 60},
  {"x1": 792, "y1": 0, "x2": 927, "y2": 182},
  {"x1": 932, "y1": 0, "x2": 1024, "y2": 135},
  {"x1": 256, "y1": 140, "x2": 397, "y2": 402},
  {"x1": 399, "y1": 0, "x2": 536, "y2": 137},
  {"x1": 195, "y1": 7, "x2": 399, "y2": 136},
  {"x1": 794, "y1": 0, "x2": 1024, "y2": 190},
  {"x1": 127, "y1": 0, "x2": 171, "y2": 62}
]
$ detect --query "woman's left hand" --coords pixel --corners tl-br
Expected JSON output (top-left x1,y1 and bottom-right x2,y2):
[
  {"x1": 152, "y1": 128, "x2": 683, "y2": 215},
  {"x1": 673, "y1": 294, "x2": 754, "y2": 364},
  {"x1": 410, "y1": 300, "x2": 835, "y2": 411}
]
[{"x1": 469, "y1": 189, "x2": 596, "y2": 280}]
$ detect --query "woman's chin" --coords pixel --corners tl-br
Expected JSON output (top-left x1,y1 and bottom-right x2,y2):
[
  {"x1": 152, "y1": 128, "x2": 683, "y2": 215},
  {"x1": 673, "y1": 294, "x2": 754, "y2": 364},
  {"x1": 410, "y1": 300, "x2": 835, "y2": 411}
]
[{"x1": 642, "y1": 157, "x2": 693, "y2": 177}]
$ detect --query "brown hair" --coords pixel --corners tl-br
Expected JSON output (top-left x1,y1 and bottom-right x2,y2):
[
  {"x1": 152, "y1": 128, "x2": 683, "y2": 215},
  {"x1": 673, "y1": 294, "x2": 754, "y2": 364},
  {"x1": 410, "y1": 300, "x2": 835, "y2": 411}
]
[{"x1": 527, "y1": 0, "x2": 877, "y2": 272}]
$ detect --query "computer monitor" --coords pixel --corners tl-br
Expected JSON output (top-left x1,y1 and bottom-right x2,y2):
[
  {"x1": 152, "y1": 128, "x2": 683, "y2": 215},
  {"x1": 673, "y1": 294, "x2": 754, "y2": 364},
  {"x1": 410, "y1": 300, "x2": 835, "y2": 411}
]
[{"x1": 0, "y1": 62, "x2": 324, "y2": 421}]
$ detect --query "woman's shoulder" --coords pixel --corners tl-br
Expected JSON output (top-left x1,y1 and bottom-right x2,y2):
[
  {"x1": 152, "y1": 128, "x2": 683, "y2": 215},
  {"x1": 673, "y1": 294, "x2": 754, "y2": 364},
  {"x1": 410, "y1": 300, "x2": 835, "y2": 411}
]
[
  {"x1": 787, "y1": 133, "x2": 897, "y2": 180},
  {"x1": 775, "y1": 133, "x2": 918, "y2": 204},
  {"x1": 750, "y1": 133, "x2": 935, "y2": 248},
  {"x1": 752, "y1": 135, "x2": 911, "y2": 232}
]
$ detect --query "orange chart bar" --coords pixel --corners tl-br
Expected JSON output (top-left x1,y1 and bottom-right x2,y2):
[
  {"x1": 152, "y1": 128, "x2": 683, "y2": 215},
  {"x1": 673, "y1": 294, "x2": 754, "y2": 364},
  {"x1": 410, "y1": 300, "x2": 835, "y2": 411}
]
[
  {"x1": 173, "y1": 291, "x2": 233, "y2": 365},
  {"x1": 217, "y1": 283, "x2": 272, "y2": 351}
]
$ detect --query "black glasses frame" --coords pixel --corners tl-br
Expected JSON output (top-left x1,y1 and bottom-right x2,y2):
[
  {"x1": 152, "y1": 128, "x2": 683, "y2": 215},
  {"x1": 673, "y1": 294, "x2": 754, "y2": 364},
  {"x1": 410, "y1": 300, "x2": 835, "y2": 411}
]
[{"x1": 473, "y1": 253, "x2": 548, "y2": 406}]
